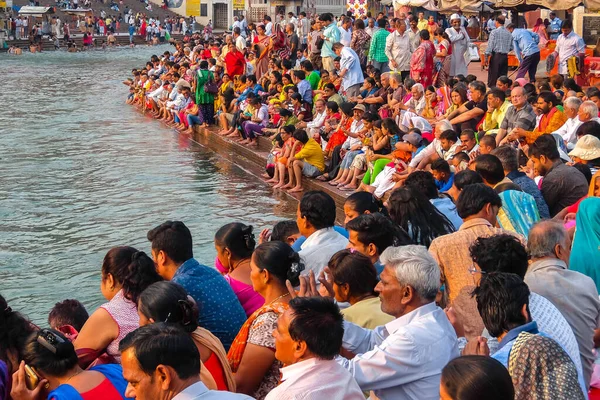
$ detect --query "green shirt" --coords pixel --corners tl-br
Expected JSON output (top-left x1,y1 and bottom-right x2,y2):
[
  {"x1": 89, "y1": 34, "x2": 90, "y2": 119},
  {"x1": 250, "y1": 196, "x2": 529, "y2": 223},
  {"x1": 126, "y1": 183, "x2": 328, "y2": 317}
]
[
  {"x1": 308, "y1": 71, "x2": 321, "y2": 90},
  {"x1": 368, "y1": 29, "x2": 390, "y2": 63}
]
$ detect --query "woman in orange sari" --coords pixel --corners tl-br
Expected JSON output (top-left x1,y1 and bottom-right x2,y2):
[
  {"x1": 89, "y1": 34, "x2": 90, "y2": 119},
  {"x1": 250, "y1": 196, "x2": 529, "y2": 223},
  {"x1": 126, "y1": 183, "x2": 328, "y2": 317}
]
[
  {"x1": 325, "y1": 102, "x2": 355, "y2": 157},
  {"x1": 253, "y1": 24, "x2": 271, "y2": 81},
  {"x1": 227, "y1": 241, "x2": 303, "y2": 400}
]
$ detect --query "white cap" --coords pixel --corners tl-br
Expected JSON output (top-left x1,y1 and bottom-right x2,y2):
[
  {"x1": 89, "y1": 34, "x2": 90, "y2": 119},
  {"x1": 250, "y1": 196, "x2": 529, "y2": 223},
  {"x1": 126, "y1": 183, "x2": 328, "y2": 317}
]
[{"x1": 450, "y1": 14, "x2": 461, "y2": 20}]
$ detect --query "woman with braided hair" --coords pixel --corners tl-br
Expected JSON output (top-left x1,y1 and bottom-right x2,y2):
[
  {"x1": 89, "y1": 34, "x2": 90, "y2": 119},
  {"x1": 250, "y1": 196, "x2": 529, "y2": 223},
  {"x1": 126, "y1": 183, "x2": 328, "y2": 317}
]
[
  {"x1": 73, "y1": 247, "x2": 162, "y2": 367},
  {"x1": 138, "y1": 281, "x2": 234, "y2": 391}
]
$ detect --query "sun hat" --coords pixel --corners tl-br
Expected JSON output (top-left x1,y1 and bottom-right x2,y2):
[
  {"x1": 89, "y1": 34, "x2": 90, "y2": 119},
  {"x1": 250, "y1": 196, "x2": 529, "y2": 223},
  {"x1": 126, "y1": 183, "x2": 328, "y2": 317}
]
[
  {"x1": 569, "y1": 135, "x2": 600, "y2": 160},
  {"x1": 353, "y1": 104, "x2": 366, "y2": 112}
]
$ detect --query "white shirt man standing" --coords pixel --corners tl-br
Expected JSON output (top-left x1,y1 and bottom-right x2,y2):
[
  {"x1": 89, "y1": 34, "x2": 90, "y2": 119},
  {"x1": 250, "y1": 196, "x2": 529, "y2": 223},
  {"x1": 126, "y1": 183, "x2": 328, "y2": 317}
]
[
  {"x1": 385, "y1": 18, "x2": 411, "y2": 79},
  {"x1": 555, "y1": 19, "x2": 585, "y2": 77}
]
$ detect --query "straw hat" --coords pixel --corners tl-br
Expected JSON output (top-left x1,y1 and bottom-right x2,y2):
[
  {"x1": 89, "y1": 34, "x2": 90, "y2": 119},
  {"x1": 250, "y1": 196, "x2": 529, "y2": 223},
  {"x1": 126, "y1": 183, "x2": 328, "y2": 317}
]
[{"x1": 569, "y1": 135, "x2": 600, "y2": 160}]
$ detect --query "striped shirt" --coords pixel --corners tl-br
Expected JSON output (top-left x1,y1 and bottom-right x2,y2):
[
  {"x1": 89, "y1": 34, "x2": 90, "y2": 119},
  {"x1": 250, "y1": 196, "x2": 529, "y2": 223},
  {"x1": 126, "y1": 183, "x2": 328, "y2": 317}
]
[{"x1": 485, "y1": 26, "x2": 513, "y2": 55}]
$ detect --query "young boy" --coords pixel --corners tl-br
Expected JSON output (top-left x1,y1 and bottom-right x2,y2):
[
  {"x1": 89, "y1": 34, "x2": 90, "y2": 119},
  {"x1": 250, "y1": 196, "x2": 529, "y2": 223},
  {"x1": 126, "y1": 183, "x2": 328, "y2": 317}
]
[
  {"x1": 48, "y1": 299, "x2": 89, "y2": 340},
  {"x1": 431, "y1": 159, "x2": 455, "y2": 192},
  {"x1": 285, "y1": 129, "x2": 325, "y2": 193}
]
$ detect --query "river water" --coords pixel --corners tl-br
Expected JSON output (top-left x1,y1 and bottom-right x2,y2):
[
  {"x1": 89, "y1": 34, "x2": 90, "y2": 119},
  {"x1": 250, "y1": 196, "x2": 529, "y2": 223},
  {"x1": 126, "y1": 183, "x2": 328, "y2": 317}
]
[{"x1": 0, "y1": 46, "x2": 295, "y2": 324}]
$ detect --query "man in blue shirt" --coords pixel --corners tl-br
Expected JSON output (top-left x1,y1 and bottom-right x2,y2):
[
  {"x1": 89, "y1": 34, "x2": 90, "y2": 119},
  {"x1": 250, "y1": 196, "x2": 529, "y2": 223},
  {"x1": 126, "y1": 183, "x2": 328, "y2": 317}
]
[
  {"x1": 548, "y1": 12, "x2": 562, "y2": 40},
  {"x1": 319, "y1": 13, "x2": 340, "y2": 74},
  {"x1": 147, "y1": 221, "x2": 246, "y2": 351},
  {"x1": 431, "y1": 159, "x2": 455, "y2": 193},
  {"x1": 507, "y1": 23, "x2": 541, "y2": 83}
]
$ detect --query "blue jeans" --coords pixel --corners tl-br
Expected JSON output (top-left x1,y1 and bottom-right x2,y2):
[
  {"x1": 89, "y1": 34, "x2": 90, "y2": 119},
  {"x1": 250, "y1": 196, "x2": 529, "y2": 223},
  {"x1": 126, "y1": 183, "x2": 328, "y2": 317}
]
[{"x1": 371, "y1": 60, "x2": 389, "y2": 73}]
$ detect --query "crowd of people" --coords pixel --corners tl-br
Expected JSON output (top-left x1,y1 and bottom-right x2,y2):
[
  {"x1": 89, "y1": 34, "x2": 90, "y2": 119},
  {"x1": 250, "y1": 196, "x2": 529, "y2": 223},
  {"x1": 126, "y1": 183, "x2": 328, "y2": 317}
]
[
  {"x1": 7, "y1": 11, "x2": 196, "y2": 51},
  {"x1": 4, "y1": 8, "x2": 600, "y2": 400}
]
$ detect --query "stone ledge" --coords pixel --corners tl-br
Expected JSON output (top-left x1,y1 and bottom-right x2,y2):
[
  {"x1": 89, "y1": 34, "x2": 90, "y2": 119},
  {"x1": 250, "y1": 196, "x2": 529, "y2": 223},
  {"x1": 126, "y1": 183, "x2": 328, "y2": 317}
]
[{"x1": 190, "y1": 125, "x2": 350, "y2": 220}]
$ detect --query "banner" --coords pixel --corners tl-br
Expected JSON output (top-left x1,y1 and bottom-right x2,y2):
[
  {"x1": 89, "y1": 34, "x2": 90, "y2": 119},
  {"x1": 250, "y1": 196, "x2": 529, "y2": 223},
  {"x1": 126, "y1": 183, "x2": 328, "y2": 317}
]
[
  {"x1": 233, "y1": 0, "x2": 244, "y2": 10},
  {"x1": 186, "y1": 0, "x2": 200, "y2": 16},
  {"x1": 347, "y1": 0, "x2": 368, "y2": 18}
]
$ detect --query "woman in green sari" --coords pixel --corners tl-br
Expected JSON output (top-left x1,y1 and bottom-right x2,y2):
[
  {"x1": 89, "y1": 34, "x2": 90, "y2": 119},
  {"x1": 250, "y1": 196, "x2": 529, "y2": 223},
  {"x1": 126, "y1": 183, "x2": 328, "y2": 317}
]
[{"x1": 195, "y1": 60, "x2": 215, "y2": 126}]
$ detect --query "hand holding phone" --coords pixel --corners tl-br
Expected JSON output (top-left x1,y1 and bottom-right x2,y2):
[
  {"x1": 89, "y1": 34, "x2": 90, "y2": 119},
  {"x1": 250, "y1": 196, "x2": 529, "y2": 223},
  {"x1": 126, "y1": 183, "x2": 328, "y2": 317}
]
[{"x1": 10, "y1": 361, "x2": 48, "y2": 400}]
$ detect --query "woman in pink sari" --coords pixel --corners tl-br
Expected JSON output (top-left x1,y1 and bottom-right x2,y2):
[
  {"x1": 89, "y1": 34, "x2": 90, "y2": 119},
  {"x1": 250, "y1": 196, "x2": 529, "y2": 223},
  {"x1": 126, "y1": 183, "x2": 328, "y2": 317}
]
[
  {"x1": 410, "y1": 30, "x2": 436, "y2": 88},
  {"x1": 533, "y1": 18, "x2": 549, "y2": 48}
]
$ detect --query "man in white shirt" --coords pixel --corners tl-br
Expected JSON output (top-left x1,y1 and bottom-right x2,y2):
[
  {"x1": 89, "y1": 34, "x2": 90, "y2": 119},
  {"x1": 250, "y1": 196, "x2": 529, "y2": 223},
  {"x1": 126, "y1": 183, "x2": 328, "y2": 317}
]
[
  {"x1": 385, "y1": 18, "x2": 411, "y2": 79},
  {"x1": 120, "y1": 324, "x2": 252, "y2": 399},
  {"x1": 337, "y1": 245, "x2": 459, "y2": 399},
  {"x1": 333, "y1": 42, "x2": 364, "y2": 99},
  {"x1": 298, "y1": 191, "x2": 348, "y2": 276},
  {"x1": 555, "y1": 19, "x2": 585, "y2": 77},
  {"x1": 553, "y1": 96, "x2": 583, "y2": 149},
  {"x1": 300, "y1": 98, "x2": 327, "y2": 135},
  {"x1": 233, "y1": 27, "x2": 245, "y2": 52},
  {"x1": 264, "y1": 15, "x2": 273, "y2": 36},
  {"x1": 339, "y1": 16, "x2": 352, "y2": 47},
  {"x1": 266, "y1": 297, "x2": 364, "y2": 400},
  {"x1": 296, "y1": 12, "x2": 310, "y2": 50}
]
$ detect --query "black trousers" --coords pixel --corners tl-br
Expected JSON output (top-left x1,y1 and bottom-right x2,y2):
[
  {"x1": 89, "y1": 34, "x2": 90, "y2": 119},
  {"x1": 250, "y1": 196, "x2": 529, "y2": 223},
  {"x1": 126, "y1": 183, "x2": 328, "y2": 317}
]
[
  {"x1": 516, "y1": 52, "x2": 541, "y2": 83},
  {"x1": 488, "y1": 52, "x2": 508, "y2": 88}
]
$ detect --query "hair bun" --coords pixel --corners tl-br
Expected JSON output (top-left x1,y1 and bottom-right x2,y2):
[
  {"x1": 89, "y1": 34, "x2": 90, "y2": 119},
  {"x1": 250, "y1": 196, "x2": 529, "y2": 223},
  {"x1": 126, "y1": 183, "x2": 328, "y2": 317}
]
[{"x1": 287, "y1": 260, "x2": 305, "y2": 284}]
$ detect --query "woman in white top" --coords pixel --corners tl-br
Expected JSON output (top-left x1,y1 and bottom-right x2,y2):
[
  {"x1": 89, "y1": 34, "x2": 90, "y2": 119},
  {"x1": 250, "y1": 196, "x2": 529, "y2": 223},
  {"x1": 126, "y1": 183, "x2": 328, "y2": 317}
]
[{"x1": 74, "y1": 247, "x2": 162, "y2": 366}]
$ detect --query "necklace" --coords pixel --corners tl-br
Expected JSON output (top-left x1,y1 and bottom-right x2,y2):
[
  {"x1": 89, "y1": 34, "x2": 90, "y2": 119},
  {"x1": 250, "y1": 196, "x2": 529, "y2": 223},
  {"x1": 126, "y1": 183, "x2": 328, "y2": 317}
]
[
  {"x1": 268, "y1": 292, "x2": 290, "y2": 305},
  {"x1": 64, "y1": 370, "x2": 83, "y2": 384}
]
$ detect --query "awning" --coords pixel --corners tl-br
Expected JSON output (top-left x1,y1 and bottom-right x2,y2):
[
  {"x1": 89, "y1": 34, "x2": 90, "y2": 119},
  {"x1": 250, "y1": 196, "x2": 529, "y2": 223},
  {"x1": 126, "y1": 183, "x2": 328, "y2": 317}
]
[
  {"x1": 492, "y1": 0, "x2": 582, "y2": 10},
  {"x1": 18, "y1": 6, "x2": 54, "y2": 15},
  {"x1": 393, "y1": 0, "x2": 438, "y2": 11},
  {"x1": 61, "y1": 8, "x2": 94, "y2": 16}
]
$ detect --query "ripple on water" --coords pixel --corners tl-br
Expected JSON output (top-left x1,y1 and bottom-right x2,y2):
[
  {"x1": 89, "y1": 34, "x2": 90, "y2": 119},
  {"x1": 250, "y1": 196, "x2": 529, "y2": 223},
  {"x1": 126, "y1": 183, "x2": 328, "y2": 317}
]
[{"x1": 0, "y1": 47, "x2": 295, "y2": 324}]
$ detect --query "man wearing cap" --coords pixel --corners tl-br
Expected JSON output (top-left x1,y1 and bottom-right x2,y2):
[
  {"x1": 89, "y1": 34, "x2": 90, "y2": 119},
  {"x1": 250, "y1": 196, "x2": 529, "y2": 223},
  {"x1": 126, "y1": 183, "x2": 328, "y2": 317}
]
[
  {"x1": 445, "y1": 13, "x2": 469, "y2": 77},
  {"x1": 333, "y1": 42, "x2": 364, "y2": 100},
  {"x1": 484, "y1": 15, "x2": 513, "y2": 88}
]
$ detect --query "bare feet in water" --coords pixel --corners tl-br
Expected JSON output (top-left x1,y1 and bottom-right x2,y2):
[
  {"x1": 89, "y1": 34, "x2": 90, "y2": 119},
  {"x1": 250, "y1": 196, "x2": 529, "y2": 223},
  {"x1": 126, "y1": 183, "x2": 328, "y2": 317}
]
[{"x1": 287, "y1": 186, "x2": 304, "y2": 193}]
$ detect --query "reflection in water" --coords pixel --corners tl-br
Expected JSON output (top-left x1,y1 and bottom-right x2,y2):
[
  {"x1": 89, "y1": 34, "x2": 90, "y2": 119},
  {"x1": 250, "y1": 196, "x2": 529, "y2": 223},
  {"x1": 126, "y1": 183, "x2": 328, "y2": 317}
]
[{"x1": 0, "y1": 47, "x2": 295, "y2": 323}]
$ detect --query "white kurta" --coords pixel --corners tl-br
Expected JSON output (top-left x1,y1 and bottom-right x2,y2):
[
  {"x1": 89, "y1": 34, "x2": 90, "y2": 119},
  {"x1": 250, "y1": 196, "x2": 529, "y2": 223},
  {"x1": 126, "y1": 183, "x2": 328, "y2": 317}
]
[{"x1": 445, "y1": 26, "x2": 469, "y2": 77}]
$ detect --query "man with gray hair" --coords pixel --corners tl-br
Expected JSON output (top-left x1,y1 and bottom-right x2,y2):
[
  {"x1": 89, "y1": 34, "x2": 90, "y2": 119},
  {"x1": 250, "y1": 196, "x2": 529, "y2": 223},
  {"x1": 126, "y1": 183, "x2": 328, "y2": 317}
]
[
  {"x1": 336, "y1": 245, "x2": 459, "y2": 399},
  {"x1": 578, "y1": 100, "x2": 600, "y2": 126},
  {"x1": 553, "y1": 96, "x2": 583, "y2": 148},
  {"x1": 525, "y1": 220, "x2": 600, "y2": 389}
]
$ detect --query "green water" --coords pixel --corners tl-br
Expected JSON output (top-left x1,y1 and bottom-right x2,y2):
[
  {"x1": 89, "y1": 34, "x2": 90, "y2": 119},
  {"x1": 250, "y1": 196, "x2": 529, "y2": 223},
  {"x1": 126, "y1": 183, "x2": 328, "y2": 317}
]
[{"x1": 0, "y1": 46, "x2": 295, "y2": 324}]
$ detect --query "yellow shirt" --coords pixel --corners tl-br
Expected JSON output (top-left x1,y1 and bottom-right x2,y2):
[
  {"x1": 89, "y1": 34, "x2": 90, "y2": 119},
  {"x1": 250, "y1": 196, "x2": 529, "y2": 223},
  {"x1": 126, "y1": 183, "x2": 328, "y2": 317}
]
[
  {"x1": 482, "y1": 100, "x2": 510, "y2": 133},
  {"x1": 417, "y1": 19, "x2": 428, "y2": 31},
  {"x1": 341, "y1": 297, "x2": 394, "y2": 329},
  {"x1": 295, "y1": 138, "x2": 325, "y2": 172}
]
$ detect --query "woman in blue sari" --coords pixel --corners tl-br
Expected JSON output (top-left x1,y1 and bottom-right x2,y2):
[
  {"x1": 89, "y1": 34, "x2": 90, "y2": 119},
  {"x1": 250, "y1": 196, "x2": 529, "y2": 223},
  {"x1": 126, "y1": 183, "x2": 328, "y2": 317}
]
[{"x1": 570, "y1": 197, "x2": 600, "y2": 292}]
